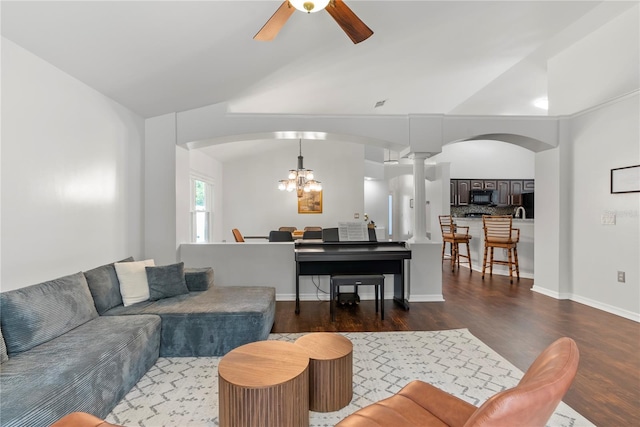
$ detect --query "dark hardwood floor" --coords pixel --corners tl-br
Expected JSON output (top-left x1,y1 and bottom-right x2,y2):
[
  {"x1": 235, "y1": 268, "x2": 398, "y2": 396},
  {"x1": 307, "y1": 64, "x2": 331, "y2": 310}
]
[{"x1": 272, "y1": 266, "x2": 640, "y2": 426}]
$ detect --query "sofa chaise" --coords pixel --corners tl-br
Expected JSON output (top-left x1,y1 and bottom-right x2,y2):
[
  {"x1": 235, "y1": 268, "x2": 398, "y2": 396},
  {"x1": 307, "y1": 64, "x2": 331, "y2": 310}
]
[{"x1": 0, "y1": 258, "x2": 276, "y2": 427}]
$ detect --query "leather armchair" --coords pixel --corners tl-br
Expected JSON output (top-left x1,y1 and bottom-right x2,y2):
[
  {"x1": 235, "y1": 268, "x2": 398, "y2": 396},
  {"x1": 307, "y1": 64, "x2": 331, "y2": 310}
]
[
  {"x1": 337, "y1": 337, "x2": 579, "y2": 427},
  {"x1": 50, "y1": 412, "x2": 123, "y2": 427}
]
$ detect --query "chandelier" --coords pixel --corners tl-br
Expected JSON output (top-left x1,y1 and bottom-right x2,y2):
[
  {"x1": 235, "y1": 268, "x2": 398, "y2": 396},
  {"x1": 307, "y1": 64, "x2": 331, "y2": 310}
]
[{"x1": 278, "y1": 139, "x2": 322, "y2": 198}]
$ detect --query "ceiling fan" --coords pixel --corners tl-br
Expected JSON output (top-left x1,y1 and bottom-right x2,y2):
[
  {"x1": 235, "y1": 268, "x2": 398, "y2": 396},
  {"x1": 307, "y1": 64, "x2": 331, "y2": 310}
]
[{"x1": 254, "y1": 0, "x2": 373, "y2": 44}]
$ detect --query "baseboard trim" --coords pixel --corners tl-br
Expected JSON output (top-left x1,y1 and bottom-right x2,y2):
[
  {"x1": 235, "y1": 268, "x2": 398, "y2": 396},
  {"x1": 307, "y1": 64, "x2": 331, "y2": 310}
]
[
  {"x1": 531, "y1": 286, "x2": 640, "y2": 323},
  {"x1": 409, "y1": 294, "x2": 445, "y2": 302},
  {"x1": 470, "y1": 266, "x2": 534, "y2": 280}
]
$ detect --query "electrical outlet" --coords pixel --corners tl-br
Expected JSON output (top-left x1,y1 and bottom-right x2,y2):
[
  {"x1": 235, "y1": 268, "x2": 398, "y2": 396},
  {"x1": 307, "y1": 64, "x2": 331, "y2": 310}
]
[
  {"x1": 618, "y1": 271, "x2": 626, "y2": 283},
  {"x1": 354, "y1": 213, "x2": 359, "y2": 219},
  {"x1": 601, "y1": 213, "x2": 616, "y2": 225}
]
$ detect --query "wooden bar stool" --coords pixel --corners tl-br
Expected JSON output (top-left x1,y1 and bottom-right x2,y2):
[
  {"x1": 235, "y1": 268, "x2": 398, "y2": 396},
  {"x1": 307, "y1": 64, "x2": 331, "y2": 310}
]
[
  {"x1": 482, "y1": 215, "x2": 520, "y2": 283},
  {"x1": 438, "y1": 215, "x2": 472, "y2": 272}
]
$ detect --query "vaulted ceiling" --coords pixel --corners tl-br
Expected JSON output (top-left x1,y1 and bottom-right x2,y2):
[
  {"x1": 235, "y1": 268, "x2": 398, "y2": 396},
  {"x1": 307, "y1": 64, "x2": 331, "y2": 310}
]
[{"x1": 3, "y1": 0, "x2": 634, "y2": 122}]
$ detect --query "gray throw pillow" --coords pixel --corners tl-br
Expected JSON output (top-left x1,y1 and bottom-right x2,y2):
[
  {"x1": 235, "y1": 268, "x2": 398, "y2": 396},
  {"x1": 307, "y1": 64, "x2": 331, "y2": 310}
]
[
  {"x1": 146, "y1": 262, "x2": 189, "y2": 301},
  {"x1": 0, "y1": 327, "x2": 8, "y2": 363},
  {"x1": 84, "y1": 256, "x2": 134, "y2": 314}
]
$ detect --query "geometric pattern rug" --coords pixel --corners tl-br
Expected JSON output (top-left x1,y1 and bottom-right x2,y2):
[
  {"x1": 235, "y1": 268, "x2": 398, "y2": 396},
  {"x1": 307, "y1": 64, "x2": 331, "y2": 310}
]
[{"x1": 107, "y1": 329, "x2": 593, "y2": 427}]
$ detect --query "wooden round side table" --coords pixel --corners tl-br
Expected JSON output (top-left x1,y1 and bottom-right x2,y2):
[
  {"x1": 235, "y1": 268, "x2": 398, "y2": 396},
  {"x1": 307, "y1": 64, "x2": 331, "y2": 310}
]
[
  {"x1": 218, "y1": 341, "x2": 310, "y2": 427},
  {"x1": 294, "y1": 332, "x2": 353, "y2": 412}
]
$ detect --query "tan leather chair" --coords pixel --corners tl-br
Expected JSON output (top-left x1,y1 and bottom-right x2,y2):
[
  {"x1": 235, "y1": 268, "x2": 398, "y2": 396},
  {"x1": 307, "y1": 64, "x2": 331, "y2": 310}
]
[
  {"x1": 231, "y1": 228, "x2": 244, "y2": 242},
  {"x1": 303, "y1": 226, "x2": 322, "y2": 231},
  {"x1": 51, "y1": 412, "x2": 123, "y2": 427},
  {"x1": 278, "y1": 226, "x2": 296, "y2": 233},
  {"x1": 482, "y1": 215, "x2": 520, "y2": 283},
  {"x1": 337, "y1": 337, "x2": 579, "y2": 427},
  {"x1": 439, "y1": 215, "x2": 472, "y2": 272}
]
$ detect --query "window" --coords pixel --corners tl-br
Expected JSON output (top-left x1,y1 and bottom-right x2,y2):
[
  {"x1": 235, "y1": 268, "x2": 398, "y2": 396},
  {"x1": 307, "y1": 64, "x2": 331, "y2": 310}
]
[
  {"x1": 191, "y1": 177, "x2": 213, "y2": 243},
  {"x1": 388, "y1": 194, "x2": 393, "y2": 237}
]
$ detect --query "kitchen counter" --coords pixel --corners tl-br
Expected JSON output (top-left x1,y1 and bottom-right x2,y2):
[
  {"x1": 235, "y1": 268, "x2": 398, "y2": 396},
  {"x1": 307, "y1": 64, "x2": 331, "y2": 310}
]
[{"x1": 450, "y1": 218, "x2": 534, "y2": 279}]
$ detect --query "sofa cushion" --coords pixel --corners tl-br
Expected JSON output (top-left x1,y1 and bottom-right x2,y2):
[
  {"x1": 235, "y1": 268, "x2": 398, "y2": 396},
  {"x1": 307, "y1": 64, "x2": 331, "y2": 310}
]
[
  {"x1": 104, "y1": 285, "x2": 276, "y2": 356},
  {"x1": 0, "y1": 315, "x2": 160, "y2": 427},
  {"x1": 0, "y1": 327, "x2": 8, "y2": 364},
  {"x1": 147, "y1": 262, "x2": 189, "y2": 301},
  {"x1": 184, "y1": 267, "x2": 214, "y2": 291},
  {"x1": 114, "y1": 259, "x2": 155, "y2": 307},
  {"x1": 0, "y1": 272, "x2": 98, "y2": 355},
  {"x1": 84, "y1": 257, "x2": 134, "y2": 314}
]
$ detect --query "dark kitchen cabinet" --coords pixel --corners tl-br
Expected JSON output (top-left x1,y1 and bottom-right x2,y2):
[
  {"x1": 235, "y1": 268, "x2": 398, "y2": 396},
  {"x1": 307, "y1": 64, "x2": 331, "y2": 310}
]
[
  {"x1": 457, "y1": 180, "x2": 471, "y2": 205},
  {"x1": 496, "y1": 180, "x2": 511, "y2": 205},
  {"x1": 471, "y1": 180, "x2": 484, "y2": 190},
  {"x1": 483, "y1": 180, "x2": 497, "y2": 190},
  {"x1": 510, "y1": 180, "x2": 524, "y2": 205},
  {"x1": 450, "y1": 179, "x2": 471, "y2": 205},
  {"x1": 452, "y1": 178, "x2": 534, "y2": 206}
]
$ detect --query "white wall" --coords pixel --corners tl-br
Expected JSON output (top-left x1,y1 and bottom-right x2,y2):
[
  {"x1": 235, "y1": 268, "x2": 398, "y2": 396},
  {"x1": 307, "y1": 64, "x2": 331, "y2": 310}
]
[
  {"x1": 548, "y1": 4, "x2": 640, "y2": 116},
  {"x1": 175, "y1": 146, "x2": 190, "y2": 247},
  {"x1": 570, "y1": 94, "x2": 639, "y2": 318},
  {"x1": 1, "y1": 38, "x2": 144, "y2": 290},
  {"x1": 220, "y1": 140, "x2": 365, "y2": 240},
  {"x1": 431, "y1": 139, "x2": 535, "y2": 179},
  {"x1": 144, "y1": 114, "x2": 178, "y2": 265},
  {"x1": 534, "y1": 5, "x2": 640, "y2": 321}
]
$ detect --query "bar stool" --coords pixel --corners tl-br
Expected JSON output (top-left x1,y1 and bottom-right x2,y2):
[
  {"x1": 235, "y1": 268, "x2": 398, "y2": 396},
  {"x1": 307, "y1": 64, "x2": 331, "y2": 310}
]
[
  {"x1": 482, "y1": 215, "x2": 520, "y2": 283},
  {"x1": 330, "y1": 274, "x2": 384, "y2": 321},
  {"x1": 438, "y1": 215, "x2": 472, "y2": 271}
]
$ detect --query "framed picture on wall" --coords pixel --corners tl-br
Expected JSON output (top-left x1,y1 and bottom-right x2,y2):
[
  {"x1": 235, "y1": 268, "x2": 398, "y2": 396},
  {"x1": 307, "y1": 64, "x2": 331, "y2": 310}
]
[
  {"x1": 611, "y1": 165, "x2": 640, "y2": 194},
  {"x1": 298, "y1": 190, "x2": 323, "y2": 214}
]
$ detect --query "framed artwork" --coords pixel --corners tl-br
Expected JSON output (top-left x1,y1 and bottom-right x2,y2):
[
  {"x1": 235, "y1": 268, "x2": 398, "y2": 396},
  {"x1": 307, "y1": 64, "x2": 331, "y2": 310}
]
[
  {"x1": 611, "y1": 165, "x2": 640, "y2": 194},
  {"x1": 298, "y1": 190, "x2": 323, "y2": 214}
]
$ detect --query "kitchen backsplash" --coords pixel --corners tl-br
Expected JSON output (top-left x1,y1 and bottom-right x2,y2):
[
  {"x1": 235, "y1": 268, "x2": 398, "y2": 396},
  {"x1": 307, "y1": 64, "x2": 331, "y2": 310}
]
[{"x1": 451, "y1": 205, "x2": 517, "y2": 218}]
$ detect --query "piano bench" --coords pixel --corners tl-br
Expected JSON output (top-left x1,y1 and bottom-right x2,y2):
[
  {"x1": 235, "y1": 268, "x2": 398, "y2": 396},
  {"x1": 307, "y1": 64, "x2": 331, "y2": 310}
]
[{"x1": 330, "y1": 274, "x2": 385, "y2": 321}]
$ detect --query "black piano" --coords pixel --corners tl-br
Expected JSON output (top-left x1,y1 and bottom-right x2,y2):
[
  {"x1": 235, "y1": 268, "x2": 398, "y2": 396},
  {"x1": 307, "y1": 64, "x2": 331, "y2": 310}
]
[{"x1": 294, "y1": 240, "x2": 412, "y2": 314}]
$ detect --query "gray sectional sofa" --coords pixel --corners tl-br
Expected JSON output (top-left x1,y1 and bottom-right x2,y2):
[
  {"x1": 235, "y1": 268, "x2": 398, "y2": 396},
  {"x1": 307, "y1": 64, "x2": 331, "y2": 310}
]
[{"x1": 0, "y1": 259, "x2": 276, "y2": 427}]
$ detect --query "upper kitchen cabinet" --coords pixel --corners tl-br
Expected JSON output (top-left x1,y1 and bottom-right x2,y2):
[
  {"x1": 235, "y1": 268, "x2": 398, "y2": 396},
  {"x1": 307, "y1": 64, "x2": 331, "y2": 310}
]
[
  {"x1": 450, "y1": 179, "x2": 471, "y2": 205},
  {"x1": 472, "y1": 180, "x2": 497, "y2": 190},
  {"x1": 496, "y1": 180, "x2": 511, "y2": 205},
  {"x1": 451, "y1": 179, "x2": 534, "y2": 206}
]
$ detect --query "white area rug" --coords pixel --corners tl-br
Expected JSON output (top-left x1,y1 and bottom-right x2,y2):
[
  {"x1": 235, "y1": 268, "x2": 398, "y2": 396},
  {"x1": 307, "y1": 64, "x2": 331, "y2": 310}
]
[{"x1": 107, "y1": 329, "x2": 593, "y2": 426}]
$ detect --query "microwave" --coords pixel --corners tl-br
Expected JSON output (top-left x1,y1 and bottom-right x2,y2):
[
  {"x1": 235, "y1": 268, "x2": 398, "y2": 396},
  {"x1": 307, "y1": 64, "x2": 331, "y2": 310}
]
[{"x1": 470, "y1": 189, "x2": 497, "y2": 205}]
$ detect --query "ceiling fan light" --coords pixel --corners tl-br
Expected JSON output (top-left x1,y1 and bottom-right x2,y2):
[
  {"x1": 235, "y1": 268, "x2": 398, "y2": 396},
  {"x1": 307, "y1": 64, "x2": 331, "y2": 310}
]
[{"x1": 289, "y1": 0, "x2": 330, "y2": 13}]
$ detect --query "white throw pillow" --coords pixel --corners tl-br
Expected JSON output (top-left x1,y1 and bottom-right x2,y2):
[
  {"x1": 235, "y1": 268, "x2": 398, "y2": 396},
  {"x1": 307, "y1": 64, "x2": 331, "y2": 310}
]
[{"x1": 114, "y1": 259, "x2": 155, "y2": 307}]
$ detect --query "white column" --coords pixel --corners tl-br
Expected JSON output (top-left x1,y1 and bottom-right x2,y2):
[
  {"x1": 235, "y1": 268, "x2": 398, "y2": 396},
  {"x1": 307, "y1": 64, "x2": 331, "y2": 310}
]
[{"x1": 410, "y1": 153, "x2": 430, "y2": 242}]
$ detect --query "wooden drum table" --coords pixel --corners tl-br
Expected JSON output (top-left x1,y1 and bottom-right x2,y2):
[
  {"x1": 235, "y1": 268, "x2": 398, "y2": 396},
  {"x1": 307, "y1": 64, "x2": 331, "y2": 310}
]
[
  {"x1": 294, "y1": 333, "x2": 353, "y2": 412},
  {"x1": 218, "y1": 341, "x2": 310, "y2": 427}
]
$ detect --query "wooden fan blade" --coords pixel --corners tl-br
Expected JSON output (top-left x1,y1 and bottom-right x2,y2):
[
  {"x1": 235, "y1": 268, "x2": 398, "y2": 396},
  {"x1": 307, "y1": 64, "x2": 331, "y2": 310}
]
[
  {"x1": 254, "y1": 1, "x2": 296, "y2": 41},
  {"x1": 326, "y1": 0, "x2": 373, "y2": 44}
]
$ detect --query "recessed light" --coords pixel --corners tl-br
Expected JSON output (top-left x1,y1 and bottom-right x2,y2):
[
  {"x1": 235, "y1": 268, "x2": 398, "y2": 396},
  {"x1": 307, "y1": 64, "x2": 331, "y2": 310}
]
[{"x1": 533, "y1": 97, "x2": 548, "y2": 110}]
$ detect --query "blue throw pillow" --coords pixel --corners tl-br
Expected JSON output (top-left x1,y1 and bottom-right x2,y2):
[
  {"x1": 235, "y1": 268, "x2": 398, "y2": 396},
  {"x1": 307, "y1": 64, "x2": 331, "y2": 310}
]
[{"x1": 146, "y1": 262, "x2": 189, "y2": 301}]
